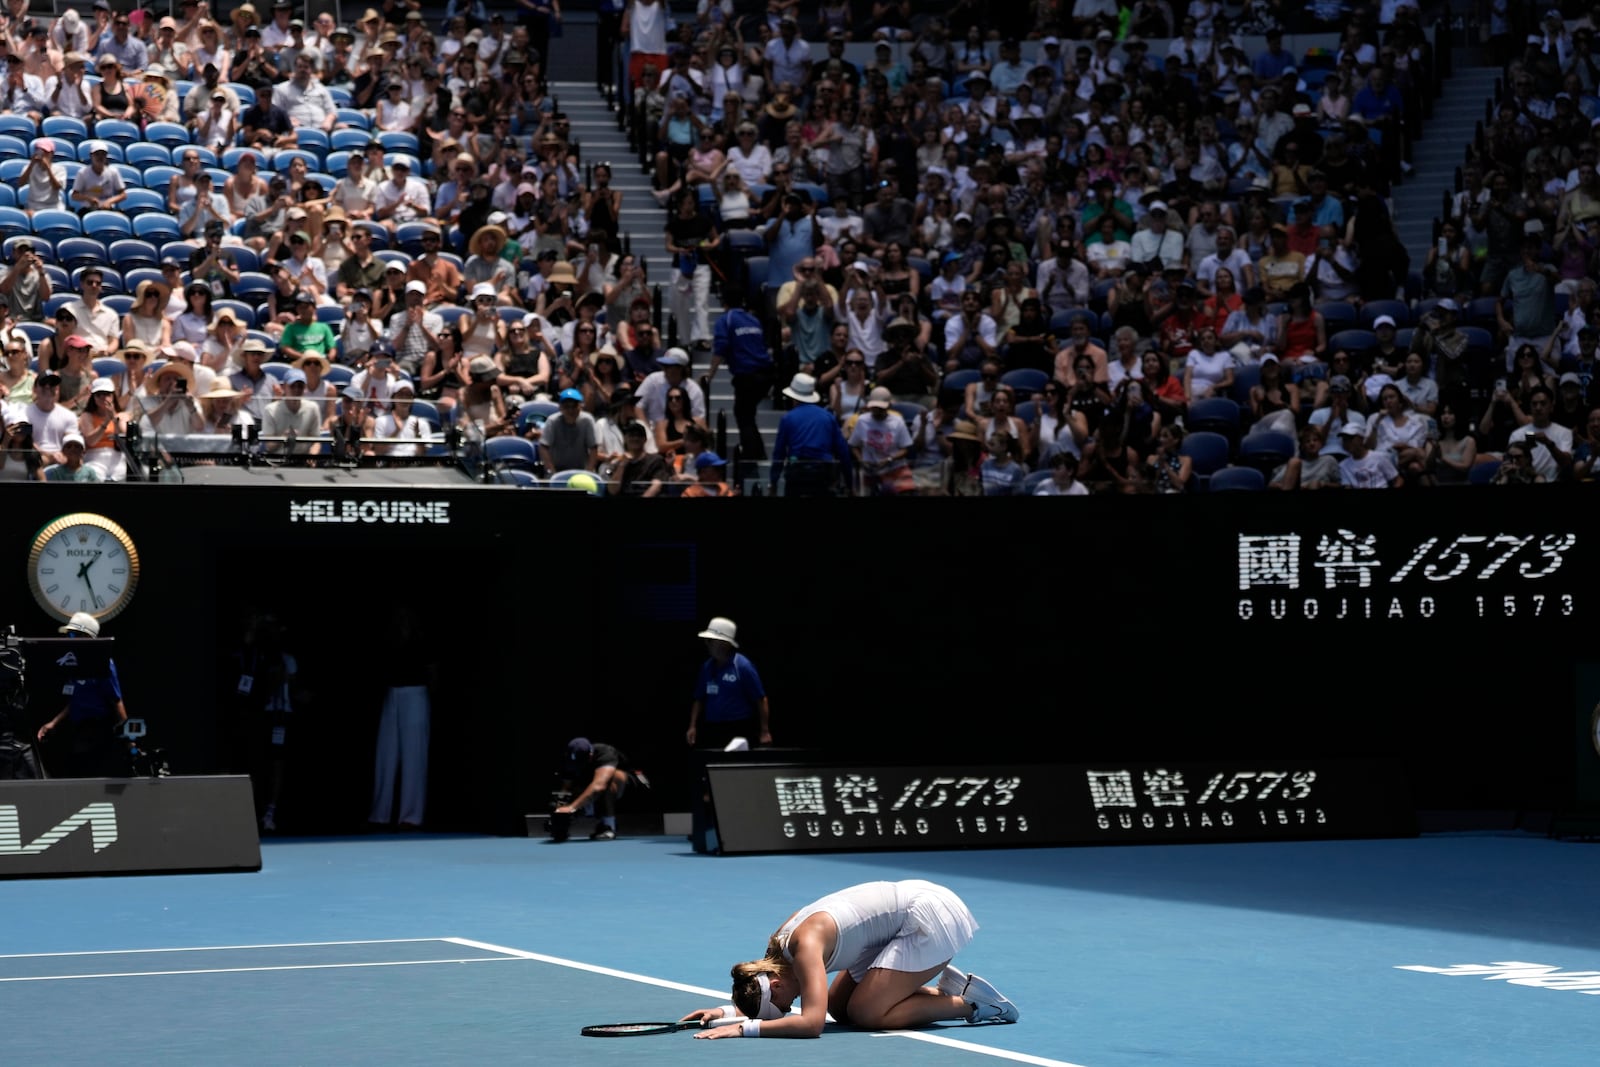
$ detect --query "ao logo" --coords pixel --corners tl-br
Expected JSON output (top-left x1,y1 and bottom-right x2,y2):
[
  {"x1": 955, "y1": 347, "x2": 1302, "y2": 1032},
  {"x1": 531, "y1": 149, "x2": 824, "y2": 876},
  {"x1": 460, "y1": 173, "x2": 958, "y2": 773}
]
[{"x1": 0, "y1": 802, "x2": 119, "y2": 855}]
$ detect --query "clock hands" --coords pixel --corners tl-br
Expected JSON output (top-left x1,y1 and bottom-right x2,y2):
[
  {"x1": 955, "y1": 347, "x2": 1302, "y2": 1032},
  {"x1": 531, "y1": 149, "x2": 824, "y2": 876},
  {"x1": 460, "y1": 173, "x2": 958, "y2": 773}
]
[{"x1": 76, "y1": 558, "x2": 102, "y2": 610}]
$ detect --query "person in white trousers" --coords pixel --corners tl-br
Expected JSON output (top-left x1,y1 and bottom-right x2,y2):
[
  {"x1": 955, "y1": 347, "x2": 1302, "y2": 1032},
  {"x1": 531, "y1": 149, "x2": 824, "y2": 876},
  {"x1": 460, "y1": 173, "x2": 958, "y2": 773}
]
[
  {"x1": 664, "y1": 187, "x2": 720, "y2": 349},
  {"x1": 369, "y1": 605, "x2": 433, "y2": 829}
]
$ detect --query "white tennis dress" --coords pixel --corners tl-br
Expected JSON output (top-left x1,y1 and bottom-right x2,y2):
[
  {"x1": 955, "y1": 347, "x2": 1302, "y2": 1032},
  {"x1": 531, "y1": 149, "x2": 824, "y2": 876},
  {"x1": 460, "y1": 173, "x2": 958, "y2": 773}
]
[{"x1": 776, "y1": 880, "x2": 979, "y2": 982}]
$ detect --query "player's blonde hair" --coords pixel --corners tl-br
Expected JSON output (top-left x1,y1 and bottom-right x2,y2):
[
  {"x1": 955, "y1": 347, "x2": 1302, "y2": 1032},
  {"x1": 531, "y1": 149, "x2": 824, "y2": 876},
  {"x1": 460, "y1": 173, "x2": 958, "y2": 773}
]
[{"x1": 730, "y1": 935, "x2": 791, "y2": 1019}]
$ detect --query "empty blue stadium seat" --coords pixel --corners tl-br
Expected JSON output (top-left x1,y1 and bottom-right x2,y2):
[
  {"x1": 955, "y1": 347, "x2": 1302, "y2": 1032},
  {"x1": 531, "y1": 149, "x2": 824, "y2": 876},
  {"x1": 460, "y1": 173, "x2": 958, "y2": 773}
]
[
  {"x1": 1238, "y1": 430, "x2": 1297, "y2": 472},
  {"x1": 144, "y1": 122, "x2": 192, "y2": 148},
  {"x1": 81, "y1": 210, "x2": 132, "y2": 239},
  {"x1": 1000, "y1": 367, "x2": 1048, "y2": 399},
  {"x1": 56, "y1": 236, "x2": 108, "y2": 270},
  {"x1": 1180, "y1": 430, "x2": 1232, "y2": 477},
  {"x1": 1210, "y1": 465, "x2": 1267, "y2": 491},
  {"x1": 40, "y1": 116, "x2": 88, "y2": 144},
  {"x1": 125, "y1": 143, "x2": 171, "y2": 169},
  {"x1": 93, "y1": 119, "x2": 141, "y2": 148},
  {"x1": 120, "y1": 188, "x2": 167, "y2": 217},
  {"x1": 133, "y1": 215, "x2": 182, "y2": 244},
  {"x1": 31, "y1": 210, "x2": 83, "y2": 242}
]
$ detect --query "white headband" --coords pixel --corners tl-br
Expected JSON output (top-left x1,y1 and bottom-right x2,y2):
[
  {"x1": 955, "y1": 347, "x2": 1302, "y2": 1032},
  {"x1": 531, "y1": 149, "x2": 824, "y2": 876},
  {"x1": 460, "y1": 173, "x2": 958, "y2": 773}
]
[{"x1": 755, "y1": 974, "x2": 784, "y2": 1021}]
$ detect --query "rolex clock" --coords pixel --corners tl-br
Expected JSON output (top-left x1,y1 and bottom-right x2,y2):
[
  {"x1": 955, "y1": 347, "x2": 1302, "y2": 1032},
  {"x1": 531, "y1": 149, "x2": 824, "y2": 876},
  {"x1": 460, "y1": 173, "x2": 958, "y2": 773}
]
[{"x1": 27, "y1": 513, "x2": 141, "y2": 623}]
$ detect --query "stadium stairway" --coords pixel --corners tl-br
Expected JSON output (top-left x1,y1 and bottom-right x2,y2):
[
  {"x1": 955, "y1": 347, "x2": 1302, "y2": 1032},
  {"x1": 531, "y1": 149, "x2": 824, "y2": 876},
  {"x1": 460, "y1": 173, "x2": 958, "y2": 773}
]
[
  {"x1": 1390, "y1": 56, "x2": 1501, "y2": 270},
  {"x1": 557, "y1": 80, "x2": 781, "y2": 489}
]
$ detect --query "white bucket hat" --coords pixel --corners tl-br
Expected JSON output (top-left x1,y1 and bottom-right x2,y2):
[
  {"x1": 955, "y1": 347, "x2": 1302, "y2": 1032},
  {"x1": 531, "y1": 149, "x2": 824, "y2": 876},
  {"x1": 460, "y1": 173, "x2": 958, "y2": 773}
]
[
  {"x1": 782, "y1": 373, "x2": 820, "y2": 404},
  {"x1": 59, "y1": 611, "x2": 100, "y2": 637},
  {"x1": 697, "y1": 616, "x2": 739, "y2": 647}
]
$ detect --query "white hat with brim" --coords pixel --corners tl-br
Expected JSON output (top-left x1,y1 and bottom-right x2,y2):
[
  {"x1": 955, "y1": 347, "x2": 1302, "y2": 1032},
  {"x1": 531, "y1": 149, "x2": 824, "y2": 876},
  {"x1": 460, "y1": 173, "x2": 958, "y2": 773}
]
[
  {"x1": 59, "y1": 611, "x2": 100, "y2": 637},
  {"x1": 697, "y1": 616, "x2": 739, "y2": 647},
  {"x1": 782, "y1": 373, "x2": 821, "y2": 404}
]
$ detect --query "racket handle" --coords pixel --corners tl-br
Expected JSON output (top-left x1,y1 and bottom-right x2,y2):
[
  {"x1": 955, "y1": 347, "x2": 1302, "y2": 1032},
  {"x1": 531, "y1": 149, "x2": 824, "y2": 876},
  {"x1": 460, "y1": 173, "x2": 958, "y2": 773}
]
[{"x1": 699, "y1": 1016, "x2": 749, "y2": 1029}]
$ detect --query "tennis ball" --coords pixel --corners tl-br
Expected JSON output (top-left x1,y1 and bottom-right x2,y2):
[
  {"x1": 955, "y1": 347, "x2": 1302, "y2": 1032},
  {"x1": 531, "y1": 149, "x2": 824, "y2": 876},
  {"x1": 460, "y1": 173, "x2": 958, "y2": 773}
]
[{"x1": 567, "y1": 473, "x2": 602, "y2": 496}]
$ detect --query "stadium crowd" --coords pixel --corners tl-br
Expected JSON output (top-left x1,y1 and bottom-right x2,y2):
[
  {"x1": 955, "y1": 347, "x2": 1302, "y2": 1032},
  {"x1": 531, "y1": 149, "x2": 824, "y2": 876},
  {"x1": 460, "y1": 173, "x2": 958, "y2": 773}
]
[
  {"x1": 622, "y1": 0, "x2": 1600, "y2": 493},
  {"x1": 0, "y1": 1, "x2": 1593, "y2": 495}
]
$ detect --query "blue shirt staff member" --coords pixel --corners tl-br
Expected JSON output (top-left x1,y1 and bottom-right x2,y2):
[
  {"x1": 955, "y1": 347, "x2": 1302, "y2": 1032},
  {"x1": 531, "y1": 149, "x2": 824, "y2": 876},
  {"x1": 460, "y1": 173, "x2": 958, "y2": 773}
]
[
  {"x1": 34, "y1": 612, "x2": 129, "y2": 778},
  {"x1": 771, "y1": 372, "x2": 851, "y2": 495},
  {"x1": 687, "y1": 617, "x2": 770, "y2": 749},
  {"x1": 709, "y1": 290, "x2": 776, "y2": 461}
]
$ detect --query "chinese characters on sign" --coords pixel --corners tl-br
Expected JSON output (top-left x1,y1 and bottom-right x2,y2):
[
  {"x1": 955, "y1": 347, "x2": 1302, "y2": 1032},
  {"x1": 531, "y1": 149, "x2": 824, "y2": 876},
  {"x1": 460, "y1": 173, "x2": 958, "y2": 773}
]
[
  {"x1": 771, "y1": 773, "x2": 1027, "y2": 842},
  {"x1": 1086, "y1": 769, "x2": 1326, "y2": 833},
  {"x1": 1237, "y1": 531, "x2": 1578, "y2": 622}
]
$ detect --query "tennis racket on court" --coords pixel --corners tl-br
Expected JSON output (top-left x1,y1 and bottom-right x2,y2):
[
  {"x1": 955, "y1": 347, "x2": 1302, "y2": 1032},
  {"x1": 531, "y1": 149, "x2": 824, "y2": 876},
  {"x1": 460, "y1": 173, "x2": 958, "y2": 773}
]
[{"x1": 581, "y1": 1017, "x2": 748, "y2": 1037}]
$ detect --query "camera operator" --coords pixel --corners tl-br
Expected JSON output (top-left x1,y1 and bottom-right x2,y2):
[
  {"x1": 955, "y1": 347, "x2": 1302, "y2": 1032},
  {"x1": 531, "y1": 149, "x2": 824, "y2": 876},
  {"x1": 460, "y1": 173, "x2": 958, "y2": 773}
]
[{"x1": 34, "y1": 613, "x2": 131, "y2": 779}]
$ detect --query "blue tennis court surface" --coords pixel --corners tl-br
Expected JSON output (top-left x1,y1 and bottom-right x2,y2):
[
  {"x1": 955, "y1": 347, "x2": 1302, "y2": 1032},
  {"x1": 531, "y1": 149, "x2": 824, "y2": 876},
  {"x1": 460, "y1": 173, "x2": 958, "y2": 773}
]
[{"x1": 1, "y1": 831, "x2": 1593, "y2": 1066}]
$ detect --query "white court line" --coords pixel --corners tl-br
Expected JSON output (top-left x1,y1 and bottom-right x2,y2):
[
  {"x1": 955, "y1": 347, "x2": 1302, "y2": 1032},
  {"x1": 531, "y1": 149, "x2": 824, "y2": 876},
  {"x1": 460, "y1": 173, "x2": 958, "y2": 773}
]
[
  {"x1": 445, "y1": 938, "x2": 1090, "y2": 1067},
  {"x1": 0, "y1": 957, "x2": 524, "y2": 984},
  {"x1": 0, "y1": 938, "x2": 452, "y2": 960}
]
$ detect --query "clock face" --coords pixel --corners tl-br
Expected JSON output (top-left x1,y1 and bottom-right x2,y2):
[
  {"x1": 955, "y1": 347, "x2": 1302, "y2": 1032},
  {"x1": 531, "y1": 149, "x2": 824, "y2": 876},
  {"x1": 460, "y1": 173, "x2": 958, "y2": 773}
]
[{"x1": 27, "y1": 513, "x2": 141, "y2": 623}]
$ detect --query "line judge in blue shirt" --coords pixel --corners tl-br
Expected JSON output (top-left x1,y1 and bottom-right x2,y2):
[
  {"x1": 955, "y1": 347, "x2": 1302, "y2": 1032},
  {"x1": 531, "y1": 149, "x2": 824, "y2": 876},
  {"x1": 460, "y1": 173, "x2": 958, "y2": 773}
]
[
  {"x1": 687, "y1": 617, "x2": 771, "y2": 750},
  {"x1": 770, "y1": 372, "x2": 851, "y2": 496}
]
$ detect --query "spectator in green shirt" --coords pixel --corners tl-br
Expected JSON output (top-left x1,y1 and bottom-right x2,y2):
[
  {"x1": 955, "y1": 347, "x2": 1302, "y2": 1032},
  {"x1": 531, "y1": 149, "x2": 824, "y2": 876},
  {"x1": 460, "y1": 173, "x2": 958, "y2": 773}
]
[{"x1": 277, "y1": 292, "x2": 338, "y2": 364}]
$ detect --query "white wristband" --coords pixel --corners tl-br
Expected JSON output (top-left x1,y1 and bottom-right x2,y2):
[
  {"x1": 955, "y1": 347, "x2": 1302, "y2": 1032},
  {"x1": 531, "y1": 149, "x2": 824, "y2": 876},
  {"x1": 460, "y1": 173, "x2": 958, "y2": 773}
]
[
  {"x1": 716, "y1": 1005, "x2": 739, "y2": 1019},
  {"x1": 741, "y1": 1019, "x2": 760, "y2": 1038}
]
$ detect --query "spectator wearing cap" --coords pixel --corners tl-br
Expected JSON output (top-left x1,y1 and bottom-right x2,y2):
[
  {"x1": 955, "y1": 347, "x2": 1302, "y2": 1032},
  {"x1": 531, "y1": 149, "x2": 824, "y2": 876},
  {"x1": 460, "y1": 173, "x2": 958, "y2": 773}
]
[
  {"x1": 681, "y1": 449, "x2": 737, "y2": 496},
  {"x1": 0, "y1": 238, "x2": 49, "y2": 322},
  {"x1": 40, "y1": 431, "x2": 99, "y2": 482},
  {"x1": 178, "y1": 171, "x2": 235, "y2": 238},
  {"x1": 335, "y1": 225, "x2": 386, "y2": 304},
  {"x1": 1258, "y1": 224, "x2": 1307, "y2": 301},
  {"x1": 238, "y1": 65, "x2": 296, "y2": 148},
  {"x1": 67, "y1": 141, "x2": 127, "y2": 214},
  {"x1": 45, "y1": 50, "x2": 93, "y2": 120},
  {"x1": 194, "y1": 83, "x2": 239, "y2": 152},
  {"x1": 764, "y1": 15, "x2": 810, "y2": 93},
  {"x1": 382, "y1": 281, "x2": 443, "y2": 379},
  {"x1": 636, "y1": 347, "x2": 706, "y2": 425},
  {"x1": 278, "y1": 291, "x2": 338, "y2": 366},
  {"x1": 1496, "y1": 237, "x2": 1562, "y2": 373},
  {"x1": 20, "y1": 368, "x2": 78, "y2": 466},
  {"x1": 79, "y1": 377, "x2": 125, "y2": 481},
  {"x1": 191, "y1": 218, "x2": 243, "y2": 299},
  {"x1": 261, "y1": 1, "x2": 298, "y2": 52},
  {"x1": 147, "y1": 15, "x2": 190, "y2": 79},
  {"x1": 225, "y1": 339, "x2": 276, "y2": 423},
  {"x1": 1338, "y1": 415, "x2": 1402, "y2": 488},
  {"x1": 848, "y1": 386, "x2": 915, "y2": 494},
  {"x1": 540, "y1": 386, "x2": 599, "y2": 472},
  {"x1": 280, "y1": 229, "x2": 331, "y2": 304},
  {"x1": 373, "y1": 156, "x2": 432, "y2": 229},
  {"x1": 18, "y1": 137, "x2": 66, "y2": 216},
  {"x1": 370, "y1": 378, "x2": 430, "y2": 458},
  {"x1": 1128, "y1": 201, "x2": 1187, "y2": 272}
]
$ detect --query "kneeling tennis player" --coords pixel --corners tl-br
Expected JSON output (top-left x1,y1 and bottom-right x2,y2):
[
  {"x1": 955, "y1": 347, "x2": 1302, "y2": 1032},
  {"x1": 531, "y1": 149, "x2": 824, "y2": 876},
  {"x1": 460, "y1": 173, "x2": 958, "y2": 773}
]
[{"x1": 680, "y1": 879, "x2": 1018, "y2": 1039}]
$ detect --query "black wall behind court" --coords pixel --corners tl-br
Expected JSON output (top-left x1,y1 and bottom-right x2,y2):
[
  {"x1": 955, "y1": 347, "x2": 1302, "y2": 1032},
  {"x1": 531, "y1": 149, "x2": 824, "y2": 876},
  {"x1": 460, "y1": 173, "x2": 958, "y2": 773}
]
[{"x1": 0, "y1": 484, "x2": 1590, "y2": 831}]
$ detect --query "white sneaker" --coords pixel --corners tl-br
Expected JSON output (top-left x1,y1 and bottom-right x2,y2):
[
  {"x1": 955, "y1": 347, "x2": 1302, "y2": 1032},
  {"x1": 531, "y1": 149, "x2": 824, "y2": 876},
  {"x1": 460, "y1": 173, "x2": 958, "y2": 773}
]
[
  {"x1": 963, "y1": 973, "x2": 1019, "y2": 1024},
  {"x1": 936, "y1": 964, "x2": 969, "y2": 996}
]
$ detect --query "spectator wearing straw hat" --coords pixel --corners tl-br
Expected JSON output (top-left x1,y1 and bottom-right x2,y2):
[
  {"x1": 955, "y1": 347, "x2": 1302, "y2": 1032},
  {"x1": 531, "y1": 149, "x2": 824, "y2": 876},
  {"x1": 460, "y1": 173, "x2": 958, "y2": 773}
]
[
  {"x1": 771, "y1": 372, "x2": 851, "y2": 496},
  {"x1": 137, "y1": 359, "x2": 205, "y2": 437},
  {"x1": 687, "y1": 617, "x2": 770, "y2": 749}
]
